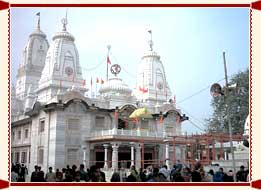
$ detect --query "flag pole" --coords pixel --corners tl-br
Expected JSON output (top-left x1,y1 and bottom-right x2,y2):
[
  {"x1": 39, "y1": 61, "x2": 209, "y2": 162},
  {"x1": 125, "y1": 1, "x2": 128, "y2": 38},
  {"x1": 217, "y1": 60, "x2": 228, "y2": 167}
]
[
  {"x1": 91, "y1": 77, "x2": 93, "y2": 98},
  {"x1": 36, "y1": 12, "x2": 40, "y2": 30},
  {"x1": 96, "y1": 82, "x2": 97, "y2": 97},
  {"x1": 107, "y1": 45, "x2": 111, "y2": 81},
  {"x1": 143, "y1": 72, "x2": 145, "y2": 95},
  {"x1": 96, "y1": 79, "x2": 97, "y2": 97}
]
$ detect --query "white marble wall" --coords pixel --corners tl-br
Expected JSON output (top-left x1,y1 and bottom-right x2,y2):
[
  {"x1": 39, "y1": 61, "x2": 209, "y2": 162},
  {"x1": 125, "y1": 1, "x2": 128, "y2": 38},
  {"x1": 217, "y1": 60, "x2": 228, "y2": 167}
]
[{"x1": 29, "y1": 110, "x2": 46, "y2": 172}]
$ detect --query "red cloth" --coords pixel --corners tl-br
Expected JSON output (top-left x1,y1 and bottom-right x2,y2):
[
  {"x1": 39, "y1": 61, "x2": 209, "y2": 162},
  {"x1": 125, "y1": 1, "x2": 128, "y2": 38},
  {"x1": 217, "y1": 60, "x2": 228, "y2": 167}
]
[{"x1": 107, "y1": 56, "x2": 111, "y2": 64}]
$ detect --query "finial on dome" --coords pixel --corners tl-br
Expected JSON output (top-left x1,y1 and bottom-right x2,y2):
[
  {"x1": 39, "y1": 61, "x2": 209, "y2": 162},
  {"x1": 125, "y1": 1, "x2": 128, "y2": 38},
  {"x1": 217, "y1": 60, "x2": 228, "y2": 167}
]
[
  {"x1": 148, "y1": 30, "x2": 153, "y2": 51},
  {"x1": 36, "y1": 12, "x2": 40, "y2": 30},
  {"x1": 107, "y1": 45, "x2": 111, "y2": 51},
  {"x1": 61, "y1": 9, "x2": 68, "y2": 31}
]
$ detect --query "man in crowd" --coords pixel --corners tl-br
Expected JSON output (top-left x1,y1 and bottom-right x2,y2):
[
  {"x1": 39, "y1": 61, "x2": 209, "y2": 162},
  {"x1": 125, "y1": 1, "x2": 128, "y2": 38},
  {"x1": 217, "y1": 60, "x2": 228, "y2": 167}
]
[
  {"x1": 45, "y1": 167, "x2": 56, "y2": 182},
  {"x1": 236, "y1": 165, "x2": 248, "y2": 182}
]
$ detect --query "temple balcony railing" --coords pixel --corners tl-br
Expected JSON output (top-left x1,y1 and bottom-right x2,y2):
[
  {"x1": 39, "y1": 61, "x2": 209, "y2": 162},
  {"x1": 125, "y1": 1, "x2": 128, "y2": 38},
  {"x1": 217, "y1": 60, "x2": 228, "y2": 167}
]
[{"x1": 87, "y1": 128, "x2": 173, "y2": 138}]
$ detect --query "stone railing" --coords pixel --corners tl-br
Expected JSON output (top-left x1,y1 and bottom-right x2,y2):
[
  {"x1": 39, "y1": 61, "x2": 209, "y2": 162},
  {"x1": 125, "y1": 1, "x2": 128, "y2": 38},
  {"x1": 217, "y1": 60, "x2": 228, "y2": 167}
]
[{"x1": 88, "y1": 129, "x2": 172, "y2": 138}]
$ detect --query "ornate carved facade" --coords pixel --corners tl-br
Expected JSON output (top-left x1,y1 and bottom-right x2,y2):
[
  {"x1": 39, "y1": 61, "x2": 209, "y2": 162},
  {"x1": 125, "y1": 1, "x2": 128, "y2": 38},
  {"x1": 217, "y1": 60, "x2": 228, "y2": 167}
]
[{"x1": 11, "y1": 14, "x2": 188, "y2": 177}]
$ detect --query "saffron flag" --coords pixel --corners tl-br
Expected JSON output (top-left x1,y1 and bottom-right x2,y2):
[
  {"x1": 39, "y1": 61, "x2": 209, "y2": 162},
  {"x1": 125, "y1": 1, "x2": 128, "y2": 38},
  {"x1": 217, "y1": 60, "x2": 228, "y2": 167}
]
[
  {"x1": 96, "y1": 77, "x2": 99, "y2": 83},
  {"x1": 139, "y1": 86, "x2": 148, "y2": 93},
  {"x1": 129, "y1": 108, "x2": 152, "y2": 119},
  {"x1": 107, "y1": 55, "x2": 111, "y2": 64}
]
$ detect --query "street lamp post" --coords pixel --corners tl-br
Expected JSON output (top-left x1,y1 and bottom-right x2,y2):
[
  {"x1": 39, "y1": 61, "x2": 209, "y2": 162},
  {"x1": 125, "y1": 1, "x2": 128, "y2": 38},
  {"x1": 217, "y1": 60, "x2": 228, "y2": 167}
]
[{"x1": 210, "y1": 51, "x2": 237, "y2": 181}]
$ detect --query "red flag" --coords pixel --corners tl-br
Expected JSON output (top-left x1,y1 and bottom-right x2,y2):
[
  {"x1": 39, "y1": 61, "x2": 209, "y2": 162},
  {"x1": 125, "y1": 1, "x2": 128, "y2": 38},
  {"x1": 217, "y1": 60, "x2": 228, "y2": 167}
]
[
  {"x1": 139, "y1": 86, "x2": 148, "y2": 93},
  {"x1": 124, "y1": 119, "x2": 127, "y2": 128},
  {"x1": 59, "y1": 80, "x2": 62, "y2": 89},
  {"x1": 96, "y1": 77, "x2": 99, "y2": 83},
  {"x1": 114, "y1": 111, "x2": 118, "y2": 121},
  {"x1": 107, "y1": 55, "x2": 111, "y2": 64},
  {"x1": 101, "y1": 78, "x2": 104, "y2": 84},
  {"x1": 133, "y1": 118, "x2": 139, "y2": 124},
  {"x1": 159, "y1": 115, "x2": 163, "y2": 124},
  {"x1": 90, "y1": 77, "x2": 93, "y2": 86}
]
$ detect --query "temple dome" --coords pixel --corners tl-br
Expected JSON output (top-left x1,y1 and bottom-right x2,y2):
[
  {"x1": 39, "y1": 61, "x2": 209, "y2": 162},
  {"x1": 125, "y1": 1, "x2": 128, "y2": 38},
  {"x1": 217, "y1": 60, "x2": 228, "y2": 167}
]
[
  {"x1": 99, "y1": 78, "x2": 132, "y2": 96},
  {"x1": 52, "y1": 30, "x2": 75, "y2": 41},
  {"x1": 37, "y1": 15, "x2": 86, "y2": 103},
  {"x1": 38, "y1": 17, "x2": 83, "y2": 88},
  {"x1": 29, "y1": 28, "x2": 47, "y2": 38},
  {"x1": 135, "y1": 30, "x2": 172, "y2": 103},
  {"x1": 15, "y1": 13, "x2": 49, "y2": 100}
]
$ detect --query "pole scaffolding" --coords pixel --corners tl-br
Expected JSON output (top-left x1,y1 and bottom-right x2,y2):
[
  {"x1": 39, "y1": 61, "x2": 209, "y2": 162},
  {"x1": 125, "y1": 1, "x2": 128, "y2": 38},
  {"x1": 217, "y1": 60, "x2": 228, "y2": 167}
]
[{"x1": 170, "y1": 132, "x2": 243, "y2": 166}]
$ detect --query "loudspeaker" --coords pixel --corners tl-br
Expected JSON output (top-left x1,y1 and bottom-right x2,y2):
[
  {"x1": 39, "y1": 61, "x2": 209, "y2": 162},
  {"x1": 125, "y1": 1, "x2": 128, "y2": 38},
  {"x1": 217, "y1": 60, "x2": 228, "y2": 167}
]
[{"x1": 210, "y1": 83, "x2": 223, "y2": 97}]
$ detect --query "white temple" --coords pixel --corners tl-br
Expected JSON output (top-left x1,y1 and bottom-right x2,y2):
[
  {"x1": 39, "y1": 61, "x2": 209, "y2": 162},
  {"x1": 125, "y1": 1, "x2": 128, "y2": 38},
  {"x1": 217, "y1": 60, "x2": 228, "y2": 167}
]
[{"x1": 11, "y1": 13, "x2": 188, "y2": 175}]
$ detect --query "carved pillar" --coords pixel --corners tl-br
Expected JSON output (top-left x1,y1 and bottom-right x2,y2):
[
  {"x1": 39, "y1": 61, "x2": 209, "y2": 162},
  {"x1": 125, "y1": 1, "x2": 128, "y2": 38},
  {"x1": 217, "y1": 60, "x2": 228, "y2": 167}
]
[
  {"x1": 224, "y1": 150, "x2": 227, "y2": 160},
  {"x1": 136, "y1": 120, "x2": 141, "y2": 136},
  {"x1": 135, "y1": 143, "x2": 141, "y2": 170},
  {"x1": 82, "y1": 145, "x2": 86, "y2": 167},
  {"x1": 112, "y1": 108, "x2": 118, "y2": 135},
  {"x1": 103, "y1": 144, "x2": 109, "y2": 169},
  {"x1": 111, "y1": 142, "x2": 119, "y2": 171},
  {"x1": 164, "y1": 139, "x2": 170, "y2": 169},
  {"x1": 130, "y1": 142, "x2": 135, "y2": 166},
  {"x1": 86, "y1": 142, "x2": 92, "y2": 168}
]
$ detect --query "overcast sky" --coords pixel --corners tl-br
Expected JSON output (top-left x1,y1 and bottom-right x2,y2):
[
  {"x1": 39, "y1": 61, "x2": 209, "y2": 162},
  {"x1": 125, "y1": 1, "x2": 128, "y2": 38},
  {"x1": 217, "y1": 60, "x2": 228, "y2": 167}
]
[{"x1": 10, "y1": 7, "x2": 249, "y2": 134}]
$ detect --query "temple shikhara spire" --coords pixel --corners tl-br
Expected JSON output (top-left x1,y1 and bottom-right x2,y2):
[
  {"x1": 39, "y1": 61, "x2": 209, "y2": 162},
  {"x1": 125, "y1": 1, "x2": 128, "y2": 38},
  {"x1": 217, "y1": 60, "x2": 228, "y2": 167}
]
[{"x1": 135, "y1": 29, "x2": 172, "y2": 104}]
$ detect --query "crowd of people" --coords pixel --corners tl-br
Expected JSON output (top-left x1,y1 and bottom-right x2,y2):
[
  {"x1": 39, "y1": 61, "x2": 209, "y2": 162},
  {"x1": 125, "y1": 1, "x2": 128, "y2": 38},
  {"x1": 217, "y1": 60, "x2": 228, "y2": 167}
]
[
  {"x1": 11, "y1": 162, "x2": 249, "y2": 182},
  {"x1": 11, "y1": 163, "x2": 28, "y2": 182}
]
